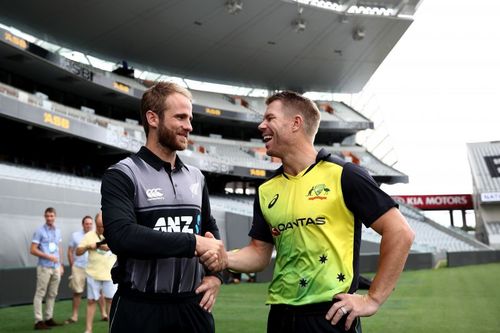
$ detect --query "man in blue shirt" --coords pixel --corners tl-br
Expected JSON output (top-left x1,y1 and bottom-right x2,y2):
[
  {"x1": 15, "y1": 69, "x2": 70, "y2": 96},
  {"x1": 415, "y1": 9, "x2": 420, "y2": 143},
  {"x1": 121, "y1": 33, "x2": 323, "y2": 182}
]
[{"x1": 30, "y1": 207, "x2": 64, "y2": 330}]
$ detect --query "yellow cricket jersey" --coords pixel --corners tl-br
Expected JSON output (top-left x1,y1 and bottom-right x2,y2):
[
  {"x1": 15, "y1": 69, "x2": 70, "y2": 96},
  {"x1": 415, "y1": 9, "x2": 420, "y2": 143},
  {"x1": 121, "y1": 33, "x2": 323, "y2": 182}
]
[{"x1": 249, "y1": 149, "x2": 397, "y2": 306}]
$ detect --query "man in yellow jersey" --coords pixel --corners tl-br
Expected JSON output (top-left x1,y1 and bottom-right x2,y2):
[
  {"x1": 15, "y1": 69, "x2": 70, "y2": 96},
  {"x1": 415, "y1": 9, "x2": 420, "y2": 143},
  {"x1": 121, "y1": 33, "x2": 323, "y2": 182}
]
[{"x1": 202, "y1": 91, "x2": 415, "y2": 332}]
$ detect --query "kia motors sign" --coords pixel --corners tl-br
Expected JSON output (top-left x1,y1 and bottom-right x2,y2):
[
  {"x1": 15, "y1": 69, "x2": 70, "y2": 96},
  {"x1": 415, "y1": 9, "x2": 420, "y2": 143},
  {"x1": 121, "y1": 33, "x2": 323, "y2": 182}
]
[{"x1": 392, "y1": 194, "x2": 473, "y2": 210}]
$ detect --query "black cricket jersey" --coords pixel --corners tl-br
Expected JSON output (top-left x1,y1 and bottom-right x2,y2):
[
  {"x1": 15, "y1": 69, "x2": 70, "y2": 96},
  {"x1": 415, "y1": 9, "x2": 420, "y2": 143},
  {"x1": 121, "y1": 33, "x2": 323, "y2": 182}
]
[{"x1": 101, "y1": 146, "x2": 221, "y2": 297}]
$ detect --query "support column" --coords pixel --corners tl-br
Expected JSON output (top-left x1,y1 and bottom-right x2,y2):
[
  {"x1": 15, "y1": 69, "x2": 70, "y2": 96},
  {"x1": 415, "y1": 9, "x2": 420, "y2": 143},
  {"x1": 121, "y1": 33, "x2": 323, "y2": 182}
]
[{"x1": 449, "y1": 210, "x2": 454, "y2": 227}]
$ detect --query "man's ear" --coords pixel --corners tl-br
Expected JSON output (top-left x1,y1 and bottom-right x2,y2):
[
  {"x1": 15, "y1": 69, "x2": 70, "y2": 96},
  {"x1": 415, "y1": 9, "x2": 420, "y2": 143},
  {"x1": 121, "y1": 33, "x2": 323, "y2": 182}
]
[
  {"x1": 146, "y1": 110, "x2": 159, "y2": 130},
  {"x1": 292, "y1": 114, "x2": 303, "y2": 133}
]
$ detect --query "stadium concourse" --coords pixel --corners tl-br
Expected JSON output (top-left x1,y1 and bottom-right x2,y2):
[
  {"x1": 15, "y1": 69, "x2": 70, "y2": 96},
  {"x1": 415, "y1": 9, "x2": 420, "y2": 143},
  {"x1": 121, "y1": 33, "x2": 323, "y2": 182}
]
[{"x1": 0, "y1": 0, "x2": 499, "y2": 308}]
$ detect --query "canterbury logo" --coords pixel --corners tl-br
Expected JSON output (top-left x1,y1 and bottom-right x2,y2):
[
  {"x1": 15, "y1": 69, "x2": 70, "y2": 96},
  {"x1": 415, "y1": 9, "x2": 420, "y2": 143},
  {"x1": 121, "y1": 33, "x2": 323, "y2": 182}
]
[
  {"x1": 146, "y1": 188, "x2": 164, "y2": 200},
  {"x1": 268, "y1": 194, "x2": 279, "y2": 209}
]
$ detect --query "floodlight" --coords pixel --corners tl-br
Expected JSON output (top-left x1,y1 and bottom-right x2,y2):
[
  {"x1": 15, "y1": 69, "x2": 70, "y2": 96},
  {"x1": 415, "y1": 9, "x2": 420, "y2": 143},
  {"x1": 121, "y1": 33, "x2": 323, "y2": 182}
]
[{"x1": 225, "y1": 0, "x2": 243, "y2": 15}]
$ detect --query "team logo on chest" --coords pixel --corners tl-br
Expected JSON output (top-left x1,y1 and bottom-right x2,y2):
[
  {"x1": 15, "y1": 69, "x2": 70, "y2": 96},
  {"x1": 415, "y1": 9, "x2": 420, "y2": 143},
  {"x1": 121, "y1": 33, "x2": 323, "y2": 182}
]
[
  {"x1": 146, "y1": 188, "x2": 164, "y2": 201},
  {"x1": 189, "y1": 183, "x2": 200, "y2": 197},
  {"x1": 306, "y1": 184, "x2": 331, "y2": 200}
]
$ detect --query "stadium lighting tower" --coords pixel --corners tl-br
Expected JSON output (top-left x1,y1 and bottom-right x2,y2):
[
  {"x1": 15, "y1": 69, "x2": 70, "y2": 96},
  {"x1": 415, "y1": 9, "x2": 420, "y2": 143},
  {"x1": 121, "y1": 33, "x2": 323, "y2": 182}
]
[{"x1": 225, "y1": 0, "x2": 243, "y2": 15}]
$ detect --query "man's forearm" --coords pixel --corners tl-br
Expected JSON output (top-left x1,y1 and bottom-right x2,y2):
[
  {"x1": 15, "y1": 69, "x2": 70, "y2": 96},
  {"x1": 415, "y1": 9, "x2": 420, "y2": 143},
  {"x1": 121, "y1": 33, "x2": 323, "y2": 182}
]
[
  {"x1": 31, "y1": 247, "x2": 49, "y2": 260},
  {"x1": 105, "y1": 216, "x2": 196, "y2": 259},
  {"x1": 59, "y1": 246, "x2": 64, "y2": 266},
  {"x1": 68, "y1": 247, "x2": 74, "y2": 266},
  {"x1": 367, "y1": 224, "x2": 414, "y2": 305},
  {"x1": 227, "y1": 240, "x2": 273, "y2": 273},
  {"x1": 75, "y1": 246, "x2": 87, "y2": 256}
]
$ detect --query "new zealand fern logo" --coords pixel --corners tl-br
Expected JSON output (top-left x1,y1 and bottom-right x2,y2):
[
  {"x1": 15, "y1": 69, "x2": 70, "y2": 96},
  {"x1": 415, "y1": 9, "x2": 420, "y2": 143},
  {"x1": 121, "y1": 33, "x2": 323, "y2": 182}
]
[{"x1": 306, "y1": 184, "x2": 330, "y2": 200}]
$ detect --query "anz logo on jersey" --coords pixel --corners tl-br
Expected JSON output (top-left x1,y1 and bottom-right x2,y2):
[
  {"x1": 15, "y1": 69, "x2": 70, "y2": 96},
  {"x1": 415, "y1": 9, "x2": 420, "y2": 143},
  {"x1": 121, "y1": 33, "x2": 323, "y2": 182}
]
[{"x1": 153, "y1": 215, "x2": 201, "y2": 234}]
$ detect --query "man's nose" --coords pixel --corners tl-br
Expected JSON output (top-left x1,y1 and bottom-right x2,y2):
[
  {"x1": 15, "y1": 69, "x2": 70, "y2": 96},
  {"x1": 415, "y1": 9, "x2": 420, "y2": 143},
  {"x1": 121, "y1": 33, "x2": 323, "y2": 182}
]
[{"x1": 258, "y1": 121, "x2": 266, "y2": 132}]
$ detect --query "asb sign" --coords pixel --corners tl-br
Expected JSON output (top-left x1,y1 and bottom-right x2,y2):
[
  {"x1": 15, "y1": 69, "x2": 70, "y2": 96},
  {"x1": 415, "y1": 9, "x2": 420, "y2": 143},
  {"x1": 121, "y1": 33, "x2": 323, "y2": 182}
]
[{"x1": 392, "y1": 194, "x2": 473, "y2": 210}]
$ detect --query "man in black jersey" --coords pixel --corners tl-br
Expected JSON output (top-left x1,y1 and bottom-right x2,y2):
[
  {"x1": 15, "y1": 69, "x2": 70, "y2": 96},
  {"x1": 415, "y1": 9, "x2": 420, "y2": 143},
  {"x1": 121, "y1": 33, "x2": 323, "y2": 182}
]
[{"x1": 101, "y1": 82, "x2": 227, "y2": 333}]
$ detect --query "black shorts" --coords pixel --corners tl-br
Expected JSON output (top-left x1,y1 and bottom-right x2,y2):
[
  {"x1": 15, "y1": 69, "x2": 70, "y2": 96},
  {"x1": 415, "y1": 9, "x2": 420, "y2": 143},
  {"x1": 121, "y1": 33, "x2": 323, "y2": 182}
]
[
  {"x1": 267, "y1": 302, "x2": 362, "y2": 333},
  {"x1": 109, "y1": 290, "x2": 214, "y2": 333}
]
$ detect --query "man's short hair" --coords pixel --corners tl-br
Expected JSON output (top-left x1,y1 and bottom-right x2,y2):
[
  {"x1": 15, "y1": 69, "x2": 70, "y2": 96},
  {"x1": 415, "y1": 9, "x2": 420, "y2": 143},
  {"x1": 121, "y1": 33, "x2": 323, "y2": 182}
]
[
  {"x1": 266, "y1": 91, "x2": 321, "y2": 138},
  {"x1": 81, "y1": 215, "x2": 93, "y2": 225},
  {"x1": 140, "y1": 82, "x2": 192, "y2": 136},
  {"x1": 44, "y1": 207, "x2": 56, "y2": 215}
]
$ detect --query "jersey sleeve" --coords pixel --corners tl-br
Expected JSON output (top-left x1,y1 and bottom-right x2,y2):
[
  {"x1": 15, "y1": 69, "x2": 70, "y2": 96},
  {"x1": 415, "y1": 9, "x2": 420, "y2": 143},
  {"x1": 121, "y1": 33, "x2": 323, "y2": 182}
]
[
  {"x1": 248, "y1": 193, "x2": 274, "y2": 244},
  {"x1": 341, "y1": 163, "x2": 398, "y2": 228},
  {"x1": 101, "y1": 168, "x2": 196, "y2": 259},
  {"x1": 200, "y1": 179, "x2": 221, "y2": 239},
  {"x1": 200, "y1": 178, "x2": 224, "y2": 283}
]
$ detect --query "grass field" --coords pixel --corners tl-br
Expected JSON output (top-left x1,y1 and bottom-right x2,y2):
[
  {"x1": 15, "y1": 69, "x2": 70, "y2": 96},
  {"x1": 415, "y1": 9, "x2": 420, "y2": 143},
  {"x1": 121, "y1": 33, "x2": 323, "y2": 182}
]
[{"x1": 1, "y1": 263, "x2": 500, "y2": 332}]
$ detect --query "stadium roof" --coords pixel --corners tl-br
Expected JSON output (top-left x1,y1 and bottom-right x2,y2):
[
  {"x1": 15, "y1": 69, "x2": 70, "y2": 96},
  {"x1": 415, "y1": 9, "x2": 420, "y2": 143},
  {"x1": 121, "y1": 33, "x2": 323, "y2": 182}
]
[{"x1": 0, "y1": 0, "x2": 421, "y2": 93}]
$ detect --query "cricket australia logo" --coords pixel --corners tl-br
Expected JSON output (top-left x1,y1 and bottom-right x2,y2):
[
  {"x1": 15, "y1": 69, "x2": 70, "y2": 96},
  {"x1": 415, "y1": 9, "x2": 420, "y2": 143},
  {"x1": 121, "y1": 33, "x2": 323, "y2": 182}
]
[
  {"x1": 146, "y1": 188, "x2": 164, "y2": 201},
  {"x1": 306, "y1": 184, "x2": 330, "y2": 200}
]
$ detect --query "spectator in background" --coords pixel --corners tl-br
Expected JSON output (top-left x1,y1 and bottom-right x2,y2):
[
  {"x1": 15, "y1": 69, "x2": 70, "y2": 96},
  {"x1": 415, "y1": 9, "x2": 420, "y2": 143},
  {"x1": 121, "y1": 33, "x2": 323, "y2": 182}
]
[
  {"x1": 30, "y1": 207, "x2": 64, "y2": 330},
  {"x1": 76, "y1": 212, "x2": 117, "y2": 333},
  {"x1": 66, "y1": 215, "x2": 107, "y2": 324}
]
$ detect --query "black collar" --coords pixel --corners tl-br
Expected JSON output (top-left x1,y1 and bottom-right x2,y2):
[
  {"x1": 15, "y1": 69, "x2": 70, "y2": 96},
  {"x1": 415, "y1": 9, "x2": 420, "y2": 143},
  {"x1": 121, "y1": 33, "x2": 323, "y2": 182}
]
[
  {"x1": 316, "y1": 148, "x2": 332, "y2": 163},
  {"x1": 137, "y1": 146, "x2": 188, "y2": 173}
]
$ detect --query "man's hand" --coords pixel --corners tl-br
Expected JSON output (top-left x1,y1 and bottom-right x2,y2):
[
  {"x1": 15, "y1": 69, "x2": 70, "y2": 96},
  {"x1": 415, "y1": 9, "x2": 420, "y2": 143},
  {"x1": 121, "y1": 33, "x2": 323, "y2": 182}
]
[
  {"x1": 196, "y1": 232, "x2": 228, "y2": 272},
  {"x1": 195, "y1": 276, "x2": 221, "y2": 312},
  {"x1": 59, "y1": 264, "x2": 64, "y2": 276},
  {"x1": 98, "y1": 244, "x2": 110, "y2": 251},
  {"x1": 47, "y1": 255, "x2": 59, "y2": 263},
  {"x1": 325, "y1": 293, "x2": 380, "y2": 330}
]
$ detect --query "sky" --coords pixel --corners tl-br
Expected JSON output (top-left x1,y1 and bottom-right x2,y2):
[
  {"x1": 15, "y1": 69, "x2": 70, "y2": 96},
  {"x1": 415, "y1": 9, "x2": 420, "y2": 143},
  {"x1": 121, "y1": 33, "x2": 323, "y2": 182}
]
[{"x1": 354, "y1": 0, "x2": 500, "y2": 226}]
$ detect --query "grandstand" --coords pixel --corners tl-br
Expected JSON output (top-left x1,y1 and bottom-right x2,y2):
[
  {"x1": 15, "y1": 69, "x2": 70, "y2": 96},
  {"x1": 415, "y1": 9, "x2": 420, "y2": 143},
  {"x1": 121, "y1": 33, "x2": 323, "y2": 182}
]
[
  {"x1": 1, "y1": 0, "x2": 498, "y2": 307},
  {"x1": 467, "y1": 141, "x2": 500, "y2": 249}
]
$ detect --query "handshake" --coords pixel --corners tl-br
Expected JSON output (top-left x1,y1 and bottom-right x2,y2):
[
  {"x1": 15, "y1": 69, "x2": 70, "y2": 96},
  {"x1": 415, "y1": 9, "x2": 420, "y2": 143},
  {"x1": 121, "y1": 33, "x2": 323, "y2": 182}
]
[{"x1": 195, "y1": 232, "x2": 228, "y2": 272}]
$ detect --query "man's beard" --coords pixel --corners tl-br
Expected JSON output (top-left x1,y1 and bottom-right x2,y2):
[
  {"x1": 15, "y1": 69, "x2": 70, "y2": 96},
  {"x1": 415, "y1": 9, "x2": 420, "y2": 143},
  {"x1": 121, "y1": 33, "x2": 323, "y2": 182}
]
[{"x1": 158, "y1": 122, "x2": 186, "y2": 151}]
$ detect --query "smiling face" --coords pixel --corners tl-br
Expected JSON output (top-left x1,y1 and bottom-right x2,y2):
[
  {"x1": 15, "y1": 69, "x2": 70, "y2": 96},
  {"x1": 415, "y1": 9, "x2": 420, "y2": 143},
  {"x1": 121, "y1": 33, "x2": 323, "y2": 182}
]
[
  {"x1": 258, "y1": 100, "x2": 294, "y2": 158},
  {"x1": 82, "y1": 217, "x2": 93, "y2": 233},
  {"x1": 156, "y1": 92, "x2": 193, "y2": 152}
]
